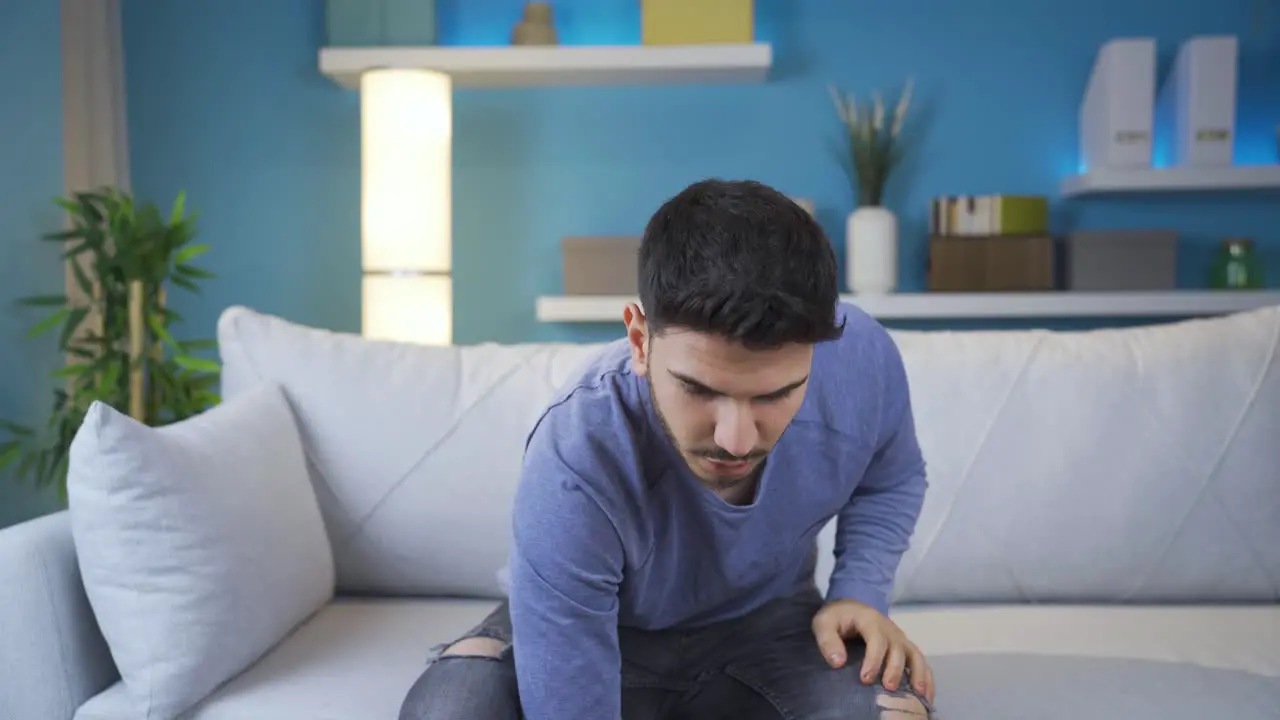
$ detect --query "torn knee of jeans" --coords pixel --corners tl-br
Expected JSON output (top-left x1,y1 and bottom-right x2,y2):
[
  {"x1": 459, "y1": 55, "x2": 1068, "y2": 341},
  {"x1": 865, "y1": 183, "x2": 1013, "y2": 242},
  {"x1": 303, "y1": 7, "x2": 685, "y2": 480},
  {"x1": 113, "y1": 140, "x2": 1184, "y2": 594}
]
[
  {"x1": 877, "y1": 691, "x2": 928, "y2": 719},
  {"x1": 440, "y1": 636, "x2": 509, "y2": 660}
]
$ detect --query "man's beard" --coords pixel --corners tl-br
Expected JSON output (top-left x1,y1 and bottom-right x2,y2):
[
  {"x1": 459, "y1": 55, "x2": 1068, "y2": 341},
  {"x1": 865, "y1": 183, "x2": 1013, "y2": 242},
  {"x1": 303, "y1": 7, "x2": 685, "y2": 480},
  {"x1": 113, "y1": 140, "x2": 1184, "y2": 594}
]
[{"x1": 648, "y1": 381, "x2": 766, "y2": 492}]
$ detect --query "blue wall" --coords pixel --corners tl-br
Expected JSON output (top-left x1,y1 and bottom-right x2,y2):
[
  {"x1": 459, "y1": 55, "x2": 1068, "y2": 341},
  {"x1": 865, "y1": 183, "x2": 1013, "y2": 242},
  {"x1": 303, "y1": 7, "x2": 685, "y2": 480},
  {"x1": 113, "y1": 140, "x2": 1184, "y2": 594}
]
[
  {"x1": 1, "y1": 0, "x2": 1276, "y2": 526},
  {"x1": 119, "y1": 0, "x2": 1280, "y2": 347},
  {"x1": 0, "y1": 1, "x2": 66, "y2": 526}
]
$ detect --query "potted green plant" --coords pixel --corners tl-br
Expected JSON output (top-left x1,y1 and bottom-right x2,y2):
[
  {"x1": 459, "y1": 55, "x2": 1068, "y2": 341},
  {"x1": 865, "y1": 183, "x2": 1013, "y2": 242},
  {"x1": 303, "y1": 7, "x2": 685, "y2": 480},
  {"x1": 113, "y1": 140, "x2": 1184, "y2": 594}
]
[
  {"x1": 0, "y1": 187, "x2": 221, "y2": 502},
  {"x1": 828, "y1": 78, "x2": 916, "y2": 295}
]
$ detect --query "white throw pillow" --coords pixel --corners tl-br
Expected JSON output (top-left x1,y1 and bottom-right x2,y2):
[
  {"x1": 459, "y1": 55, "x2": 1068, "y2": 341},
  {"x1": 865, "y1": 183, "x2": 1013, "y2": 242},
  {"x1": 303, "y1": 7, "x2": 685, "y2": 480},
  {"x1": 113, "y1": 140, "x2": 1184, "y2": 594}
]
[{"x1": 67, "y1": 384, "x2": 335, "y2": 720}]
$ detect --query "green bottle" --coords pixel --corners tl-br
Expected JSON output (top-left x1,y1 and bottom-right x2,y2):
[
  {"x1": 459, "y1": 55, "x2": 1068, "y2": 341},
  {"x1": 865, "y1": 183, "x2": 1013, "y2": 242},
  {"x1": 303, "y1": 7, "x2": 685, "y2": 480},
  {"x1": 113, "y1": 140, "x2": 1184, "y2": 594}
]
[{"x1": 1209, "y1": 238, "x2": 1266, "y2": 290}]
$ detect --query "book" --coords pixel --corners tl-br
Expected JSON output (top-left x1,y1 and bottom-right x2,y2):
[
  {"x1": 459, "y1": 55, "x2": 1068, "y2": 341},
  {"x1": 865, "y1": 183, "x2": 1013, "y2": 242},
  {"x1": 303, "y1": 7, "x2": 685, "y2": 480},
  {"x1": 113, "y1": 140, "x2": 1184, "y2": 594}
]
[{"x1": 929, "y1": 195, "x2": 1049, "y2": 236}]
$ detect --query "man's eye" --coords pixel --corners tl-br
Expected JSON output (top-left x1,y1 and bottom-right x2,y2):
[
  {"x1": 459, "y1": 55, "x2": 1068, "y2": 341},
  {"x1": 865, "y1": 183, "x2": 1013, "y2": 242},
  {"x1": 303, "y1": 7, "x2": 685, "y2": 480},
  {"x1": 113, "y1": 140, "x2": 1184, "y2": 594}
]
[{"x1": 684, "y1": 383, "x2": 716, "y2": 397}]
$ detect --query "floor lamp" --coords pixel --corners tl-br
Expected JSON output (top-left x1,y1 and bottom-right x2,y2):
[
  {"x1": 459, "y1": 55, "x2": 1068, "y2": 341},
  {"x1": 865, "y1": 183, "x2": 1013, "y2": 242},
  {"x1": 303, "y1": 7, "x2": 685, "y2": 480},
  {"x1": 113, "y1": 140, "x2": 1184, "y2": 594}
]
[{"x1": 360, "y1": 67, "x2": 453, "y2": 346}]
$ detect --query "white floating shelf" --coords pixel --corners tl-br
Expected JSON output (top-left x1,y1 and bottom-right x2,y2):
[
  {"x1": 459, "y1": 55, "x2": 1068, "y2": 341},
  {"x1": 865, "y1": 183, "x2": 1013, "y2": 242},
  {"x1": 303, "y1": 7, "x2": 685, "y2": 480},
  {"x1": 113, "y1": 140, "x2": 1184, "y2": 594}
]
[
  {"x1": 537, "y1": 291, "x2": 1280, "y2": 322},
  {"x1": 319, "y1": 43, "x2": 772, "y2": 89},
  {"x1": 1061, "y1": 165, "x2": 1280, "y2": 196}
]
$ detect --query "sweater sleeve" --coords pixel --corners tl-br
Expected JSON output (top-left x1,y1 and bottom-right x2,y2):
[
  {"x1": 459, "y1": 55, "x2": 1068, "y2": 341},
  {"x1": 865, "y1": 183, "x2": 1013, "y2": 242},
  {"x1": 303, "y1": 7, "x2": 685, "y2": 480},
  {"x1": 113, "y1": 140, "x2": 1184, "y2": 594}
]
[
  {"x1": 826, "y1": 336, "x2": 928, "y2": 615},
  {"x1": 507, "y1": 418, "x2": 627, "y2": 720}
]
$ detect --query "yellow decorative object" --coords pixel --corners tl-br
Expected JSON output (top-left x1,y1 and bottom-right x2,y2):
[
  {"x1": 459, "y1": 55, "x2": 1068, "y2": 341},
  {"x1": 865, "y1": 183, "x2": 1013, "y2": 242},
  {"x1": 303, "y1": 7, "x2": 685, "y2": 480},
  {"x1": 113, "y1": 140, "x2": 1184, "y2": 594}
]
[{"x1": 641, "y1": 0, "x2": 754, "y2": 45}]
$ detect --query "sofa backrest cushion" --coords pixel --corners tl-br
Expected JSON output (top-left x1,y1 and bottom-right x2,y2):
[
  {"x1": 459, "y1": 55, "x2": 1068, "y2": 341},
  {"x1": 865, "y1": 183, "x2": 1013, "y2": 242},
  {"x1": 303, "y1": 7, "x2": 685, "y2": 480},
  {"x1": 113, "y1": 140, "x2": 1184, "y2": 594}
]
[
  {"x1": 220, "y1": 304, "x2": 1280, "y2": 604},
  {"x1": 815, "y1": 304, "x2": 1280, "y2": 605},
  {"x1": 218, "y1": 306, "x2": 607, "y2": 597}
]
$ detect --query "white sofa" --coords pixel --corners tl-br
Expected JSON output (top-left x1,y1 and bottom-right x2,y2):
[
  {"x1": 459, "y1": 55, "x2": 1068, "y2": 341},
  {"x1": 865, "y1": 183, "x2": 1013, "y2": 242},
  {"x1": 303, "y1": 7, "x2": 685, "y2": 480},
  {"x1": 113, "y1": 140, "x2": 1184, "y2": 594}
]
[{"x1": 2, "y1": 303, "x2": 1278, "y2": 720}]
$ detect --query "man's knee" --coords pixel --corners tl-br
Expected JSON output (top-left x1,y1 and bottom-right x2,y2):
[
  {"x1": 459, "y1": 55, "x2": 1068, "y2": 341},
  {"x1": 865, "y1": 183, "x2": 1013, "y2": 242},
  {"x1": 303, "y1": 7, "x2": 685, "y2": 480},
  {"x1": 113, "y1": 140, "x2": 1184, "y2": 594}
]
[
  {"x1": 876, "y1": 690, "x2": 929, "y2": 719},
  {"x1": 398, "y1": 636, "x2": 518, "y2": 720},
  {"x1": 440, "y1": 636, "x2": 508, "y2": 659}
]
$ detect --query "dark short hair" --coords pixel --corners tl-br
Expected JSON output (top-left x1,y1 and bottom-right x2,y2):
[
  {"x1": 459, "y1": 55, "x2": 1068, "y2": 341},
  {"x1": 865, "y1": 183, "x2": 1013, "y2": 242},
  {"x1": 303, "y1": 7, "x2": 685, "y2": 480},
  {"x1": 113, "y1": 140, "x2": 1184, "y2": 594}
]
[{"x1": 637, "y1": 178, "x2": 844, "y2": 349}]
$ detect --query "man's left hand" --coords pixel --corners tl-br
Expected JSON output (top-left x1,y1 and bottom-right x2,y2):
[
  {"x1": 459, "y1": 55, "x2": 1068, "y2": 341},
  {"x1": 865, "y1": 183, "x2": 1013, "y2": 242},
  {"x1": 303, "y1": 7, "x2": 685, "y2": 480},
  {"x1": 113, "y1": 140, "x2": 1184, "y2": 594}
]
[{"x1": 811, "y1": 599, "x2": 934, "y2": 704}]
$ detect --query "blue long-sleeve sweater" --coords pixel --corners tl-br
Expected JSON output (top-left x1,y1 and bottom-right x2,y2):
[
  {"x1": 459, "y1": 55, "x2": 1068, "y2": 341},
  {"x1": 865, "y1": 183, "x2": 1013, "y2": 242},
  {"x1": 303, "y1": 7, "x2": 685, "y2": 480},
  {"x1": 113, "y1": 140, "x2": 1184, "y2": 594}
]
[{"x1": 507, "y1": 301, "x2": 928, "y2": 719}]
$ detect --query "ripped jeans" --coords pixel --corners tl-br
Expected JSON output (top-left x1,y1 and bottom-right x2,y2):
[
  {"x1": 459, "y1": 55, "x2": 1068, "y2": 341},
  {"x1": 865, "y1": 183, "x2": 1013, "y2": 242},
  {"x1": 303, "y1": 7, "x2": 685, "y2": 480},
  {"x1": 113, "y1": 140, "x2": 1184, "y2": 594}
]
[{"x1": 399, "y1": 585, "x2": 936, "y2": 719}]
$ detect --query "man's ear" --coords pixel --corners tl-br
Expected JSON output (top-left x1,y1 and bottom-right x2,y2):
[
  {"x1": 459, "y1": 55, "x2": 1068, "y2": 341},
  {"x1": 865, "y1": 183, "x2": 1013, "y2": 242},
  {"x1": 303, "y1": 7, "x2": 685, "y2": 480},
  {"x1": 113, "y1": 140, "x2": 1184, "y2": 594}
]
[{"x1": 623, "y1": 303, "x2": 650, "y2": 377}]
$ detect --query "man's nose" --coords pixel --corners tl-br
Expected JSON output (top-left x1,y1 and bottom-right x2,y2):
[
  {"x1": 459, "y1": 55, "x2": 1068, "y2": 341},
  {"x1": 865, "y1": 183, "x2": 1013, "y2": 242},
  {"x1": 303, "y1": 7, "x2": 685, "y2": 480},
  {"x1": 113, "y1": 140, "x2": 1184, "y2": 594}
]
[{"x1": 713, "y1": 402, "x2": 758, "y2": 458}]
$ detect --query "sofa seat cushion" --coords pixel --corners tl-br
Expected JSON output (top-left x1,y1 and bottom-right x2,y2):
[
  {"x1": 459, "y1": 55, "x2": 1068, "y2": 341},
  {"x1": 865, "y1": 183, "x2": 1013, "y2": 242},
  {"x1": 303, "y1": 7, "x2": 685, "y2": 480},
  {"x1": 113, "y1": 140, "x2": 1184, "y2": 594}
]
[
  {"x1": 895, "y1": 603, "x2": 1280, "y2": 719},
  {"x1": 893, "y1": 603, "x2": 1280, "y2": 678},
  {"x1": 76, "y1": 600, "x2": 1280, "y2": 719},
  {"x1": 925, "y1": 653, "x2": 1280, "y2": 719},
  {"x1": 76, "y1": 598, "x2": 500, "y2": 720}
]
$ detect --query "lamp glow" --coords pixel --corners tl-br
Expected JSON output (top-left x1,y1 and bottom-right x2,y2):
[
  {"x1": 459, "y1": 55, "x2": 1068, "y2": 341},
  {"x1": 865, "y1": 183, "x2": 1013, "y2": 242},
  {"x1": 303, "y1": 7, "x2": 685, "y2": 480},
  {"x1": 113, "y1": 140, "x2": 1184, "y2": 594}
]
[{"x1": 360, "y1": 68, "x2": 452, "y2": 345}]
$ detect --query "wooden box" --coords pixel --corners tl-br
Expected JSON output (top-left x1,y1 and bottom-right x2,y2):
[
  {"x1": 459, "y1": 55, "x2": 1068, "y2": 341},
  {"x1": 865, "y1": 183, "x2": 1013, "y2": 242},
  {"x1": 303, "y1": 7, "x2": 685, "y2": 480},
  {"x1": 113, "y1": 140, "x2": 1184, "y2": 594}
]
[
  {"x1": 641, "y1": 0, "x2": 754, "y2": 45},
  {"x1": 928, "y1": 235, "x2": 1057, "y2": 292},
  {"x1": 562, "y1": 236, "x2": 641, "y2": 295}
]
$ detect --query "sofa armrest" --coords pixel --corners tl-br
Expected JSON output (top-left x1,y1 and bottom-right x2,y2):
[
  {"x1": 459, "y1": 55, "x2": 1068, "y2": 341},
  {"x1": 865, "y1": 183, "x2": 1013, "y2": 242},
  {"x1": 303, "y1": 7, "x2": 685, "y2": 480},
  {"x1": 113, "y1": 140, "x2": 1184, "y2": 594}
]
[{"x1": 0, "y1": 510, "x2": 117, "y2": 720}]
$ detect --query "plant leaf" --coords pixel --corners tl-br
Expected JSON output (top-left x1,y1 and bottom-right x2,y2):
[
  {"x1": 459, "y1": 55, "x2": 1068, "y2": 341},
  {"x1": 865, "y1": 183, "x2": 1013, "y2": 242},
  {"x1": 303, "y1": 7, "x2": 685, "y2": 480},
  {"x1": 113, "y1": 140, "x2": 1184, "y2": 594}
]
[
  {"x1": 58, "y1": 307, "x2": 90, "y2": 350},
  {"x1": 178, "y1": 338, "x2": 217, "y2": 352},
  {"x1": 174, "y1": 355, "x2": 220, "y2": 374},
  {"x1": 73, "y1": 193, "x2": 104, "y2": 224},
  {"x1": 170, "y1": 275, "x2": 200, "y2": 294},
  {"x1": 0, "y1": 419, "x2": 33, "y2": 436},
  {"x1": 27, "y1": 307, "x2": 72, "y2": 339},
  {"x1": 98, "y1": 360, "x2": 123, "y2": 397},
  {"x1": 175, "y1": 264, "x2": 215, "y2": 280},
  {"x1": 52, "y1": 363, "x2": 91, "y2": 379},
  {"x1": 18, "y1": 294, "x2": 68, "y2": 307},
  {"x1": 15, "y1": 449, "x2": 36, "y2": 482},
  {"x1": 0, "y1": 441, "x2": 22, "y2": 471},
  {"x1": 169, "y1": 191, "x2": 187, "y2": 226},
  {"x1": 70, "y1": 258, "x2": 95, "y2": 299},
  {"x1": 41, "y1": 228, "x2": 88, "y2": 242},
  {"x1": 148, "y1": 312, "x2": 178, "y2": 350},
  {"x1": 52, "y1": 453, "x2": 70, "y2": 506},
  {"x1": 36, "y1": 449, "x2": 51, "y2": 487},
  {"x1": 174, "y1": 244, "x2": 209, "y2": 265},
  {"x1": 172, "y1": 353, "x2": 220, "y2": 376},
  {"x1": 61, "y1": 240, "x2": 93, "y2": 259}
]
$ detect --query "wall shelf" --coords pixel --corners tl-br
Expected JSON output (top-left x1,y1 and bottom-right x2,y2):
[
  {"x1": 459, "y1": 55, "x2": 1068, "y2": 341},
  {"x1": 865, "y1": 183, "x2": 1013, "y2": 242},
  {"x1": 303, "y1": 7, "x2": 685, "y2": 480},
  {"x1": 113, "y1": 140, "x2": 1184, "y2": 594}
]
[
  {"x1": 1060, "y1": 165, "x2": 1280, "y2": 197},
  {"x1": 319, "y1": 43, "x2": 772, "y2": 89},
  {"x1": 536, "y1": 291, "x2": 1280, "y2": 322}
]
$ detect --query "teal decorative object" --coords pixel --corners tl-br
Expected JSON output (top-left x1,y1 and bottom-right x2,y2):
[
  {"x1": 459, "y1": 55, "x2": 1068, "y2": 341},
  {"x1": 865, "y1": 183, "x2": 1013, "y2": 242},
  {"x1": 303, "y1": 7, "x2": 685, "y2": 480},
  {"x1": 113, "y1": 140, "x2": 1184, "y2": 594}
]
[
  {"x1": 1208, "y1": 238, "x2": 1266, "y2": 290},
  {"x1": 326, "y1": 0, "x2": 438, "y2": 46}
]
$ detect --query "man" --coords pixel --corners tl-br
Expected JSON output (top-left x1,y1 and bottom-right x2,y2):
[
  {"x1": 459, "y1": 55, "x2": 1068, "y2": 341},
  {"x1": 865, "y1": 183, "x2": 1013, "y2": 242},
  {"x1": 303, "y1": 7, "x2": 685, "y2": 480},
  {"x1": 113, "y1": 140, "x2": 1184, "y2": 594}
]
[{"x1": 400, "y1": 179, "x2": 935, "y2": 719}]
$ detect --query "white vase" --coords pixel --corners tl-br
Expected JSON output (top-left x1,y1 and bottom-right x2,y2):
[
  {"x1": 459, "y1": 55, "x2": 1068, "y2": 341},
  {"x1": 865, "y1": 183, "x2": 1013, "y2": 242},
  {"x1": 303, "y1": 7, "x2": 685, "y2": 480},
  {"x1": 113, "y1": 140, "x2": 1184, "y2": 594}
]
[{"x1": 845, "y1": 206, "x2": 898, "y2": 294}]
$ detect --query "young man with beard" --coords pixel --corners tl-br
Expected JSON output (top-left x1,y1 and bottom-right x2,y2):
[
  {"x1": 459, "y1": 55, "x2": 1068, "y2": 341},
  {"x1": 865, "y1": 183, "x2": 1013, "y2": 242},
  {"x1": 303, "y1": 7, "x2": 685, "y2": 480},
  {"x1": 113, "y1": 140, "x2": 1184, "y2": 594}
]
[{"x1": 400, "y1": 179, "x2": 936, "y2": 719}]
